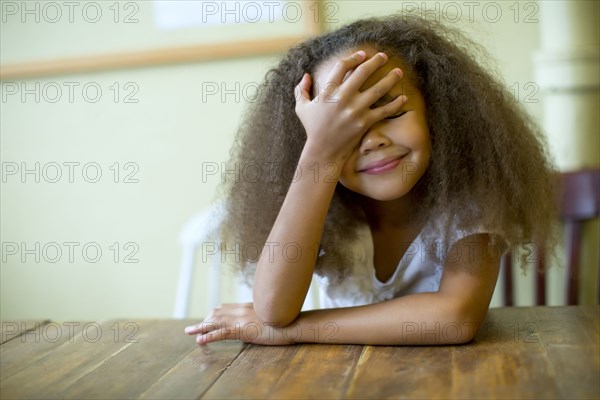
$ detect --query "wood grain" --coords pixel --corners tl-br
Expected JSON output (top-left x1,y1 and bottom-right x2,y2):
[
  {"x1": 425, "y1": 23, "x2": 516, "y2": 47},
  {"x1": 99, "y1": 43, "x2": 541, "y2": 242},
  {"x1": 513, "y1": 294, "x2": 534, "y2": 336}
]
[
  {"x1": 345, "y1": 346, "x2": 454, "y2": 399},
  {"x1": 0, "y1": 320, "x2": 50, "y2": 344},
  {"x1": 529, "y1": 306, "x2": 599, "y2": 399},
  {"x1": 1, "y1": 319, "x2": 151, "y2": 399},
  {"x1": 1, "y1": 321, "x2": 88, "y2": 382},
  {"x1": 1, "y1": 307, "x2": 598, "y2": 399},
  {"x1": 264, "y1": 344, "x2": 362, "y2": 399},
  {"x1": 448, "y1": 307, "x2": 563, "y2": 399},
  {"x1": 201, "y1": 344, "x2": 300, "y2": 399},
  {"x1": 138, "y1": 341, "x2": 247, "y2": 399},
  {"x1": 58, "y1": 319, "x2": 194, "y2": 399}
]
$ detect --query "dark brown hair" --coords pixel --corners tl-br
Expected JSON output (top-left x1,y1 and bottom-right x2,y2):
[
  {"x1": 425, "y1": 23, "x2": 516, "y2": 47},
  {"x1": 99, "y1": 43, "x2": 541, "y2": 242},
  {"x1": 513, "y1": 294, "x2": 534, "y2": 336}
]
[{"x1": 216, "y1": 14, "x2": 557, "y2": 283}]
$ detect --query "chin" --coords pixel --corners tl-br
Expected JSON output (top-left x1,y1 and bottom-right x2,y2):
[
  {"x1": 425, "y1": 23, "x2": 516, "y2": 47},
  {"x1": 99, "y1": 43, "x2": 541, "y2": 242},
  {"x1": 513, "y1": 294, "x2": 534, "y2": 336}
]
[{"x1": 356, "y1": 187, "x2": 412, "y2": 201}]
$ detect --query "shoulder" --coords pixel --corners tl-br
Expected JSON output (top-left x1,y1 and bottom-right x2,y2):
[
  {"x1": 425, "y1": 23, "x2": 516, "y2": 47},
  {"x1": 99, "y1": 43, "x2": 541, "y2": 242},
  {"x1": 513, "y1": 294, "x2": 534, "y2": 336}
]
[
  {"x1": 422, "y1": 211, "x2": 510, "y2": 257},
  {"x1": 442, "y1": 233, "x2": 506, "y2": 274}
]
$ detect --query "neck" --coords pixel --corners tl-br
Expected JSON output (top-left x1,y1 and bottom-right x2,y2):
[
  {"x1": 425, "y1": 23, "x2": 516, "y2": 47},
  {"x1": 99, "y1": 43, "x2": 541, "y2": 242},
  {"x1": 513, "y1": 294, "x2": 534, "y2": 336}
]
[{"x1": 358, "y1": 193, "x2": 420, "y2": 231}]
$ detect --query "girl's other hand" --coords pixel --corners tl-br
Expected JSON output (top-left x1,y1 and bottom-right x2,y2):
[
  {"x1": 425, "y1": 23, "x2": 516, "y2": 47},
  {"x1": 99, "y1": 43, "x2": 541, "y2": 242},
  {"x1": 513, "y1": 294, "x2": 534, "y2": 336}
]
[
  {"x1": 294, "y1": 51, "x2": 407, "y2": 163},
  {"x1": 184, "y1": 303, "x2": 296, "y2": 346}
]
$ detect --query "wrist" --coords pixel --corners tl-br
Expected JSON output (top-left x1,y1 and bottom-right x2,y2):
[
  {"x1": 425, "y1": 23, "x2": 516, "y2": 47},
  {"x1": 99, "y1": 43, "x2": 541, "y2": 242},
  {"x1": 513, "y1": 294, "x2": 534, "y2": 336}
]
[
  {"x1": 299, "y1": 143, "x2": 347, "y2": 183},
  {"x1": 288, "y1": 313, "x2": 309, "y2": 344},
  {"x1": 302, "y1": 140, "x2": 349, "y2": 166},
  {"x1": 288, "y1": 310, "x2": 341, "y2": 344}
]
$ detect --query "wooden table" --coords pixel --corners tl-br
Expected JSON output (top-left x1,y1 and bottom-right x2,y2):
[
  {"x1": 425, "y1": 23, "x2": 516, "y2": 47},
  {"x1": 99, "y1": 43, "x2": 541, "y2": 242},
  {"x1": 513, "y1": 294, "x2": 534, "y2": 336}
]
[{"x1": 1, "y1": 306, "x2": 598, "y2": 399}]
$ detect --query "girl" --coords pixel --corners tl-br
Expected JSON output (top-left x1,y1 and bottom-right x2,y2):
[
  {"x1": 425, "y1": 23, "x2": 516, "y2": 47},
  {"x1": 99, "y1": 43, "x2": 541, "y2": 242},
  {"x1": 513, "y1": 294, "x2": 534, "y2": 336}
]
[{"x1": 185, "y1": 15, "x2": 557, "y2": 345}]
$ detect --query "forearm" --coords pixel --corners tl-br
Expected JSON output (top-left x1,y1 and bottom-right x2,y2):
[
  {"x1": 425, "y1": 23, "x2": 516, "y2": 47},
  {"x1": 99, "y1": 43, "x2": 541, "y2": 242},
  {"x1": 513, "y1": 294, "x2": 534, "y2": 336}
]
[
  {"x1": 288, "y1": 292, "x2": 482, "y2": 345},
  {"x1": 253, "y1": 144, "x2": 343, "y2": 325}
]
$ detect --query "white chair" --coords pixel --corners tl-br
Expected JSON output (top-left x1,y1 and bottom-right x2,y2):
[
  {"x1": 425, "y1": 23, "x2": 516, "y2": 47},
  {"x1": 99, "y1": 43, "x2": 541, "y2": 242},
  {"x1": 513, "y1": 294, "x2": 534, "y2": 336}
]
[{"x1": 173, "y1": 202, "x2": 319, "y2": 318}]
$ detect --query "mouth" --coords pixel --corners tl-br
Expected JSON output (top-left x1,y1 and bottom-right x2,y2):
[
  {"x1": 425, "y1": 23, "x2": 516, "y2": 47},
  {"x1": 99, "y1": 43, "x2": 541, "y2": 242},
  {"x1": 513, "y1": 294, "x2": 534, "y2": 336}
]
[{"x1": 358, "y1": 154, "x2": 408, "y2": 175}]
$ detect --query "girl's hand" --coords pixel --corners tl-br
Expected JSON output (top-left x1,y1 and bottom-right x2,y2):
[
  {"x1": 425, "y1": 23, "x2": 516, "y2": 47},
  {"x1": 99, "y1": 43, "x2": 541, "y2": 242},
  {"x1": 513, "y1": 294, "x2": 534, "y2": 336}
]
[
  {"x1": 294, "y1": 51, "x2": 407, "y2": 163},
  {"x1": 184, "y1": 303, "x2": 296, "y2": 346}
]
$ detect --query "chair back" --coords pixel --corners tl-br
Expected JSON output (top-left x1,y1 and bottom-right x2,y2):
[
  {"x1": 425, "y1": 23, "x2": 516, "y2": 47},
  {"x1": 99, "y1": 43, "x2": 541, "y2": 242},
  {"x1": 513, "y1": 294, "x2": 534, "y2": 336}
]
[{"x1": 501, "y1": 168, "x2": 600, "y2": 306}]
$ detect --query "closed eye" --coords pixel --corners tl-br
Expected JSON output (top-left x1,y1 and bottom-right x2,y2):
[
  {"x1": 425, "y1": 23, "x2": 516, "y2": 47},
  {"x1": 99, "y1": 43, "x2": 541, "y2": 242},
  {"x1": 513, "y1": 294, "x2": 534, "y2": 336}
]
[{"x1": 385, "y1": 110, "x2": 408, "y2": 120}]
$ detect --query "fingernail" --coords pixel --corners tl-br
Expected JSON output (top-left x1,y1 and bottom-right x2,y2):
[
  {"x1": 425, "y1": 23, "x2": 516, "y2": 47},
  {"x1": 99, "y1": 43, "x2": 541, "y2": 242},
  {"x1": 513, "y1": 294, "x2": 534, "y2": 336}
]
[
  {"x1": 394, "y1": 68, "x2": 402, "y2": 77},
  {"x1": 185, "y1": 326, "x2": 194, "y2": 333},
  {"x1": 356, "y1": 50, "x2": 366, "y2": 57},
  {"x1": 378, "y1": 52, "x2": 388, "y2": 60}
]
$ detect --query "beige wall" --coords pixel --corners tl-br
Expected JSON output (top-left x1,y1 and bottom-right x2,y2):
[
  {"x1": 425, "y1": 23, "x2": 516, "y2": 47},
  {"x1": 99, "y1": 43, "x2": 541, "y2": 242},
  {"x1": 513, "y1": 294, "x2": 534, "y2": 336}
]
[{"x1": 1, "y1": 1, "x2": 596, "y2": 321}]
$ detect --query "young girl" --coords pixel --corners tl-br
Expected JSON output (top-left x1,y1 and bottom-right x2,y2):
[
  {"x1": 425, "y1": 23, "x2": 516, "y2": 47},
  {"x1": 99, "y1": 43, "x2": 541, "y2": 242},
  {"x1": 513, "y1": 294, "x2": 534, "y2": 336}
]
[{"x1": 185, "y1": 15, "x2": 557, "y2": 345}]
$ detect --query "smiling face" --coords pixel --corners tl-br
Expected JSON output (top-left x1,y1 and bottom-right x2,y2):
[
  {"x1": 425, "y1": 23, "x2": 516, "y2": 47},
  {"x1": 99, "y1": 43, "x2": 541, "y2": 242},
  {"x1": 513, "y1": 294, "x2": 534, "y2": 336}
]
[{"x1": 313, "y1": 44, "x2": 431, "y2": 201}]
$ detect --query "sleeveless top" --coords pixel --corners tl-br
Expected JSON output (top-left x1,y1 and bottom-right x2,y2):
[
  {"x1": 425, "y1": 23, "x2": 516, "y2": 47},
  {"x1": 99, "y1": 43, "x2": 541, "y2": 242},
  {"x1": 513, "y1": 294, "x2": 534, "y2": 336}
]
[{"x1": 314, "y1": 216, "x2": 496, "y2": 308}]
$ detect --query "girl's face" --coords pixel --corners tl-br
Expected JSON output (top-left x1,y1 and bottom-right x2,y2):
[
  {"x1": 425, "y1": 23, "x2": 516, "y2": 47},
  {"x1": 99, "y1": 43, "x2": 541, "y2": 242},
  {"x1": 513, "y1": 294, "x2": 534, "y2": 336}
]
[{"x1": 313, "y1": 45, "x2": 431, "y2": 201}]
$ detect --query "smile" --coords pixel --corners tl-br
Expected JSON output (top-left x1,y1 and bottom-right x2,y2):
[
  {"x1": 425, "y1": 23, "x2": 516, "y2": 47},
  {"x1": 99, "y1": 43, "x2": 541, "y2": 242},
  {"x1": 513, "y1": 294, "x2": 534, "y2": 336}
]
[{"x1": 358, "y1": 154, "x2": 407, "y2": 175}]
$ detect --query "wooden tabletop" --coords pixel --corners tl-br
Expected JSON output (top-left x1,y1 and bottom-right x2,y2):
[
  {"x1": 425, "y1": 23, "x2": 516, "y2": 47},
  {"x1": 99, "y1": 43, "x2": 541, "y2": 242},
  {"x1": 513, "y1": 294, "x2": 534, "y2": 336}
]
[{"x1": 1, "y1": 306, "x2": 598, "y2": 399}]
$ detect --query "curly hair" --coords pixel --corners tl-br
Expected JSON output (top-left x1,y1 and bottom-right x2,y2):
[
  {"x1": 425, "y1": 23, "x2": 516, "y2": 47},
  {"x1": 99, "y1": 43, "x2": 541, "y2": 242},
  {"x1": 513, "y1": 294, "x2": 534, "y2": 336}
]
[{"x1": 215, "y1": 14, "x2": 557, "y2": 284}]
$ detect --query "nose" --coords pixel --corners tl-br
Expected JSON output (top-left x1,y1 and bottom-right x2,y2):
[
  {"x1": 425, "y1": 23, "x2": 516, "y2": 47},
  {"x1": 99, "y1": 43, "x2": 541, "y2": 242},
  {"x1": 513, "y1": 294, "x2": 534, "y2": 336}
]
[{"x1": 359, "y1": 128, "x2": 391, "y2": 154}]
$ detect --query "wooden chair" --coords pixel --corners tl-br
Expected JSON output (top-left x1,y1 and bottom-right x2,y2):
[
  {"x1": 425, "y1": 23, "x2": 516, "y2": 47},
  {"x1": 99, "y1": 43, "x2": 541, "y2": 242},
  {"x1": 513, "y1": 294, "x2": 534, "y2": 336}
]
[{"x1": 502, "y1": 168, "x2": 600, "y2": 306}]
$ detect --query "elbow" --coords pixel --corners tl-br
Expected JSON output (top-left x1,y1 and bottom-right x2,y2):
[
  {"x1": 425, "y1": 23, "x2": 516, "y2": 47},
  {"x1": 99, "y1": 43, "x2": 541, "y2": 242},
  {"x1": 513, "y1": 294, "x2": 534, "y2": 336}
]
[
  {"x1": 447, "y1": 322, "x2": 477, "y2": 345},
  {"x1": 252, "y1": 294, "x2": 299, "y2": 327},
  {"x1": 439, "y1": 301, "x2": 482, "y2": 345}
]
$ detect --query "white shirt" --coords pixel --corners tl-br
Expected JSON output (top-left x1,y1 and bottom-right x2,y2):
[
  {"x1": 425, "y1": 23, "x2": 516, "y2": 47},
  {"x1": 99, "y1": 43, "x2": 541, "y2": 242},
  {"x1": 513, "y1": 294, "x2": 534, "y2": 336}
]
[
  {"x1": 197, "y1": 202, "x2": 494, "y2": 309},
  {"x1": 314, "y1": 217, "x2": 489, "y2": 309}
]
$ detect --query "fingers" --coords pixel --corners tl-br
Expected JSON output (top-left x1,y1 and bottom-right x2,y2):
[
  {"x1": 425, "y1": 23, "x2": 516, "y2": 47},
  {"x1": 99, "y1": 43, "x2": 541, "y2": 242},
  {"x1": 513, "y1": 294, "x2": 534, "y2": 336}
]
[
  {"x1": 196, "y1": 328, "x2": 228, "y2": 344},
  {"x1": 294, "y1": 73, "x2": 312, "y2": 104},
  {"x1": 185, "y1": 303, "x2": 257, "y2": 345},
  {"x1": 358, "y1": 67, "x2": 403, "y2": 108},
  {"x1": 185, "y1": 321, "x2": 220, "y2": 335},
  {"x1": 323, "y1": 50, "x2": 367, "y2": 89},
  {"x1": 185, "y1": 321, "x2": 231, "y2": 345},
  {"x1": 317, "y1": 51, "x2": 372, "y2": 100},
  {"x1": 369, "y1": 94, "x2": 409, "y2": 122},
  {"x1": 338, "y1": 52, "x2": 390, "y2": 96},
  {"x1": 301, "y1": 51, "x2": 393, "y2": 104}
]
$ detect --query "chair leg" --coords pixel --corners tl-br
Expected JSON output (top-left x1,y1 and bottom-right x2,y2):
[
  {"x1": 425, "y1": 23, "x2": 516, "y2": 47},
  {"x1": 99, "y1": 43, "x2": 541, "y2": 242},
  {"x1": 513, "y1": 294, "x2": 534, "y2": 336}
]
[
  {"x1": 502, "y1": 251, "x2": 513, "y2": 306},
  {"x1": 208, "y1": 255, "x2": 221, "y2": 310},
  {"x1": 173, "y1": 246, "x2": 197, "y2": 319},
  {"x1": 566, "y1": 221, "x2": 582, "y2": 305},
  {"x1": 597, "y1": 225, "x2": 600, "y2": 305},
  {"x1": 535, "y1": 245, "x2": 546, "y2": 306}
]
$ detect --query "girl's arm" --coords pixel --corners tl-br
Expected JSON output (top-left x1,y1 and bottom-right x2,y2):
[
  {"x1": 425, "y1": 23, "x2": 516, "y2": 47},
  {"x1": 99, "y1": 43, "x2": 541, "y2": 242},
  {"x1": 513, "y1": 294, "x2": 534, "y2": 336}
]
[
  {"x1": 252, "y1": 146, "x2": 341, "y2": 326},
  {"x1": 291, "y1": 233, "x2": 501, "y2": 345},
  {"x1": 187, "y1": 233, "x2": 502, "y2": 345},
  {"x1": 253, "y1": 51, "x2": 406, "y2": 326}
]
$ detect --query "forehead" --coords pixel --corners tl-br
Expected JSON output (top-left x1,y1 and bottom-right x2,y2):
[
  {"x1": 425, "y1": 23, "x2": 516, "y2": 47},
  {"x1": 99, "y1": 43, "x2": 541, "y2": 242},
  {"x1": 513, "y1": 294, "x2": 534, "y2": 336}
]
[{"x1": 313, "y1": 44, "x2": 418, "y2": 95}]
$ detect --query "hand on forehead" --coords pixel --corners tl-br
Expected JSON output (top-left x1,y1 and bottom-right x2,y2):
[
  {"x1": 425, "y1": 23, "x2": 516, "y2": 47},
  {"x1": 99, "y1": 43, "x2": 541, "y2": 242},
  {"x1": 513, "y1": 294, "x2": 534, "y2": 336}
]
[{"x1": 313, "y1": 45, "x2": 417, "y2": 99}]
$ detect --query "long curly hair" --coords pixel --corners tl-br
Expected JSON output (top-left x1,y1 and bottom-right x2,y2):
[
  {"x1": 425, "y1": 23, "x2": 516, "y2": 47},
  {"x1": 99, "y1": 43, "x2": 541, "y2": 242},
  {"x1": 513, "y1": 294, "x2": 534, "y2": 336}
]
[{"x1": 215, "y1": 14, "x2": 557, "y2": 284}]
